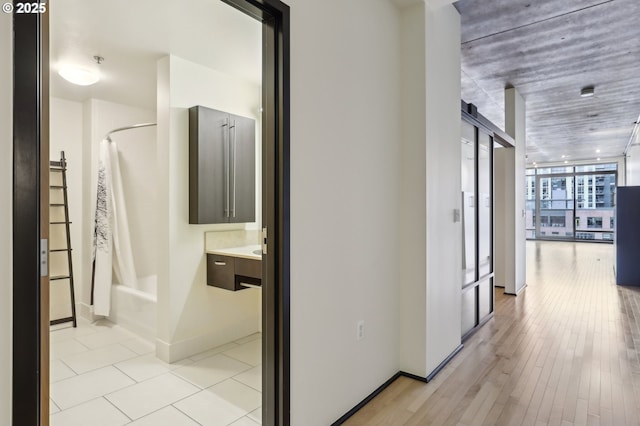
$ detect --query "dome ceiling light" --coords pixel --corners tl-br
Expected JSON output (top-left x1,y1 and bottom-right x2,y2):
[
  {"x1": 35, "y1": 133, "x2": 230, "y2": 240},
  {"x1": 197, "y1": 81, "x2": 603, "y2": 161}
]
[{"x1": 57, "y1": 55, "x2": 104, "y2": 86}]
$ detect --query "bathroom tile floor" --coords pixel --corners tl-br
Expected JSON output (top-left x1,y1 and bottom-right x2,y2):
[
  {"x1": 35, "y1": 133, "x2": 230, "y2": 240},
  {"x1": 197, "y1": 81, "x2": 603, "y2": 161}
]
[{"x1": 49, "y1": 318, "x2": 262, "y2": 426}]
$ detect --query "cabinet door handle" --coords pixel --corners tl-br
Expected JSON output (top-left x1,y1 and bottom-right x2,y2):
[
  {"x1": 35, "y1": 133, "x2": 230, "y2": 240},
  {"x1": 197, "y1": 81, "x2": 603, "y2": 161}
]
[
  {"x1": 231, "y1": 119, "x2": 237, "y2": 218},
  {"x1": 214, "y1": 261, "x2": 226, "y2": 266},
  {"x1": 224, "y1": 118, "x2": 230, "y2": 218}
]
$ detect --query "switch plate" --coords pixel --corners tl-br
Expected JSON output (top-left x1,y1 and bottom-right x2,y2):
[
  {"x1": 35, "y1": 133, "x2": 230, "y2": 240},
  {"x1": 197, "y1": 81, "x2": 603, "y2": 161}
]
[{"x1": 357, "y1": 320, "x2": 365, "y2": 341}]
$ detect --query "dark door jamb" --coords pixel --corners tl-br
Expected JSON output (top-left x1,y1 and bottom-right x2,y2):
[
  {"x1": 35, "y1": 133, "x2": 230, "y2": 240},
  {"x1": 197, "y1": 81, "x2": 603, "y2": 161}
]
[{"x1": 12, "y1": 0, "x2": 290, "y2": 425}]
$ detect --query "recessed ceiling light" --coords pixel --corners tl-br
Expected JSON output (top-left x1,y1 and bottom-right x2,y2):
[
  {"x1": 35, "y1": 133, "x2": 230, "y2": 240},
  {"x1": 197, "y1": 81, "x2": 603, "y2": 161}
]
[
  {"x1": 58, "y1": 65, "x2": 100, "y2": 86},
  {"x1": 561, "y1": 155, "x2": 566, "y2": 158},
  {"x1": 596, "y1": 149, "x2": 601, "y2": 153},
  {"x1": 597, "y1": 157, "x2": 601, "y2": 161},
  {"x1": 564, "y1": 160, "x2": 568, "y2": 164},
  {"x1": 581, "y1": 86, "x2": 595, "y2": 97}
]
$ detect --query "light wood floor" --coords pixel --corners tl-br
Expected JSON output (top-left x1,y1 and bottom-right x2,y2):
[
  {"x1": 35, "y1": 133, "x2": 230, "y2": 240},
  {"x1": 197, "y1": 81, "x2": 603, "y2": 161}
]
[{"x1": 344, "y1": 241, "x2": 640, "y2": 425}]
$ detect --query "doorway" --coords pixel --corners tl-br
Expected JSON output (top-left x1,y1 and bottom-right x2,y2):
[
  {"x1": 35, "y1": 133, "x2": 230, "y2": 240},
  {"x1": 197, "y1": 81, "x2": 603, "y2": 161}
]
[{"x1": 11, "y1": 1, "x2": 290, "y2": 425}]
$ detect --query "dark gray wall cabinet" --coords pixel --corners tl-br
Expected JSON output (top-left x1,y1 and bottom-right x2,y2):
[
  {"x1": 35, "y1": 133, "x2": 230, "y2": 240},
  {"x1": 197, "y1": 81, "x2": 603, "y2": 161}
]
[{"x1": 189, "y1": 105, "x2": 256, "y2": 224}]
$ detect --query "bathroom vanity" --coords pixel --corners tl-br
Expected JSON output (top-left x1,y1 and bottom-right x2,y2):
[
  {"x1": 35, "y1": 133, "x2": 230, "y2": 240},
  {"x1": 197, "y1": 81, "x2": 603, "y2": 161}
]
[{"x1": 206, "y1": 245, "x2": 262, "y2": 291}]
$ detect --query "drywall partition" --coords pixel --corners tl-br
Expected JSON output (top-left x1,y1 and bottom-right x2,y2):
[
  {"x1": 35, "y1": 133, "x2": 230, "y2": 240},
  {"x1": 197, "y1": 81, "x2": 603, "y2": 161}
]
[
  {"x1": 494, "y1": 147, "x2": 514, "y2": 289},
  {"x1": 156, "y1": 55, "x2": 261, "y2": 362},
  {"x1": 398, "y1": 1, "x2": 428, "y2": 377},
  {"x1": 288, "y1": 0, "x2": 402, "y2": 424},
  {"x1": 0, "y1": 12, "x2": 12, "y2": 425},
  {"x1": 504, "y1": 87, "x2": 526, "y2": 294},
  {"x1": 423, "y1": 1, "x2": 463, "y2": 376},
  {"x1": 397, "y1": 0, "x2": 462, "y2": 378}
]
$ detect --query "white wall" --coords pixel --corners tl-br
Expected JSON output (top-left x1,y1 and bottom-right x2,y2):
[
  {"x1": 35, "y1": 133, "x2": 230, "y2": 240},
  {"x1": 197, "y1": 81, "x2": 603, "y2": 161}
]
[
  {"x1": 424, "y1": 2, "x2": 462, "y2": 375},
  {"x1": 626, "y1": 130, "x2": 640, "y2": 185},
  {"x1": 397, "y1": 0, "x2": 463, "y2": 378},
  {"x1": 0, "y1": 11, "x2": 12, "y2": 425},
  {"x1": 398, "y1": 1, "x2": 428, "y2": 376},
  {"x1": 288, "y1": 1, "x2": 463, "y2": 423},
  {"x1": 504, "y1": 88, "x2": 527, "y2": 294},
  {"x1": 156, "y1": 55, "x2": 261, "y2": 362},
  {"x1": 50, "y1": 98, "x2": 84, "y2": 318},
  {"x1": 289, "y1": 0, "x2": 403, "y2": 423}
]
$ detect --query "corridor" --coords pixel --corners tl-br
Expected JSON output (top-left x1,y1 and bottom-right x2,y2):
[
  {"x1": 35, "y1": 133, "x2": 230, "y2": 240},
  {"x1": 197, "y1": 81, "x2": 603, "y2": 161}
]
[{"x1": 345, "y1": 241, "x2": 640, "y2": 425}]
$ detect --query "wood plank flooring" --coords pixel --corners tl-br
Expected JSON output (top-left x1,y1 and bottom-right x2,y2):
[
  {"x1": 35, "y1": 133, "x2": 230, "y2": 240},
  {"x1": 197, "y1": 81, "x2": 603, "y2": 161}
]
[{"x1": 344, "y1": 241, "x2": 640, "y2": 425}]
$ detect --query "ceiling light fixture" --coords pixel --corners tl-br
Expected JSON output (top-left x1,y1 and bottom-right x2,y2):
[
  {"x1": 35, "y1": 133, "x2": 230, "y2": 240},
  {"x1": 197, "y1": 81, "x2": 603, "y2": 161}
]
[
  {"x1": 580, "y1": 86, "x2": 595, "y2": 98},
  {"x1": 596, "y1": 149, "x2": 601, "y2": 153},
  {"x1": 57, "y1": 55, "x2": 103, "y2": 86},
  {"x1": 58, "y1": 65, "x2": 100, "y2": 86}
]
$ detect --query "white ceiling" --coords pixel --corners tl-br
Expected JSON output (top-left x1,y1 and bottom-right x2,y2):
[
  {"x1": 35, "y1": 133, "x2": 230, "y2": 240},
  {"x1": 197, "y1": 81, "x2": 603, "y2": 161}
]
[{"x1": 50, "y1": 0, "x2": 262, "y2": 110}]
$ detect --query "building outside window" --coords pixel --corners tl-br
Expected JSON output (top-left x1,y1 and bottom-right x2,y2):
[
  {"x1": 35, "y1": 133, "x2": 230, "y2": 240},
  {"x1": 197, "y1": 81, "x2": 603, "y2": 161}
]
[{"x1": 587, "y1": 217, "x2": 603, "y2": 229}]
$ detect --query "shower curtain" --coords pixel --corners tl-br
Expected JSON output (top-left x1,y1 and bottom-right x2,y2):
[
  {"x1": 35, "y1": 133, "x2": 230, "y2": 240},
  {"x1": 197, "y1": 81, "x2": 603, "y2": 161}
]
[{"x1": 92, "y1": 139, "x2": 137, "y2": 316}]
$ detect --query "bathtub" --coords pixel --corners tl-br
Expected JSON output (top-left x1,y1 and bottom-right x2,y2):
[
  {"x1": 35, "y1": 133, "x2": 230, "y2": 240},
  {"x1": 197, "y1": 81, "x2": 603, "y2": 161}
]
[{"x1": 108, "y1": 275, "x2": 157, "y2": 342}]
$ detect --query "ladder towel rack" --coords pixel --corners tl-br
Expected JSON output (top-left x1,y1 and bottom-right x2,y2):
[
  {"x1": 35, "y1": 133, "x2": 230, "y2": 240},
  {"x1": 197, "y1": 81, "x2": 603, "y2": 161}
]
[{"x1": 49, "y1": 151, "x2": 77, "y2": 327}]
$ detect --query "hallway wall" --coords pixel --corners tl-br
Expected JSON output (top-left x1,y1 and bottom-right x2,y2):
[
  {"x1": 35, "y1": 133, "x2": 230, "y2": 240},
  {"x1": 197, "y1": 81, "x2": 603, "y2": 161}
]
[
  {"x1": 288, "y1": 0, "x2": 462, "y2": 423},
  {"x1": 289, "y1": 0, "x2": 402, "y2": 423},
  {"x1": 0, "y1": 11, "x2": 12, "y2": 426}
]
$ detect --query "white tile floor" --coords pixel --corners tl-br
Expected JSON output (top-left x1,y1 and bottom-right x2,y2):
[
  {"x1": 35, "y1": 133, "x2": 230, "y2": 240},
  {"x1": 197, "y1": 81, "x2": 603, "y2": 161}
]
[{"x1": 50, "y1": 319, "x2": 262, "y2": 426}]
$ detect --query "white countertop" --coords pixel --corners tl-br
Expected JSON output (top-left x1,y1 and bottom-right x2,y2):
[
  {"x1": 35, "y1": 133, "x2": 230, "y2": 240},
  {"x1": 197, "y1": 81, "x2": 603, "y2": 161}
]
[{"x1": 206, "y1": 244, "x2": 262, "y2": 260}]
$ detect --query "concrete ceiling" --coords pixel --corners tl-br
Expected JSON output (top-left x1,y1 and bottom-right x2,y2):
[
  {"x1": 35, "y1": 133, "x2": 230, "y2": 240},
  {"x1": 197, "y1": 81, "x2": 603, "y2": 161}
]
[
  {"x1": 50, "y1": 0, "x2": 261, "y2": 110},
  {"x1": 455, "y1": 0, "x2": 640, "y2": 164}
]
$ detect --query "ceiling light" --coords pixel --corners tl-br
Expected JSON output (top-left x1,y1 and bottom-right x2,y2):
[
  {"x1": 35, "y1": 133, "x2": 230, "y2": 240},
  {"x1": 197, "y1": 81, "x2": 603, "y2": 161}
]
[
  {"x1": 58, "y1": 65, "x2": 100, "y2": 86},
  {"x1": 596, "y1": 149, "x2": 601, "y2": 153},
  {"x1": 564, "y1": 160, "x2": 568, "y2": 164},
  {"x1": 580, "y1": 86, "x2": 595, "y2": 97},
  {"x1": 597, "y1": 157, "x2": 601, "y2": 161}
]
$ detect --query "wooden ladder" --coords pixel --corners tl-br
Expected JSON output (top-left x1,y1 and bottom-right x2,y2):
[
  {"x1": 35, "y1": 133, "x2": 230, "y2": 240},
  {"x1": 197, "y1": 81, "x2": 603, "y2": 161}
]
[{"x1": 49, "y1": 151, "x2": 77, "y2": 327}]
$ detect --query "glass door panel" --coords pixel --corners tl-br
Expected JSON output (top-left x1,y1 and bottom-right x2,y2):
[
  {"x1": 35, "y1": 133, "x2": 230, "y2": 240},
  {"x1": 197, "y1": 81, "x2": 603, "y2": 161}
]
[
  {"x1": 461, "y1": 120, "x2": 476, "y2": 285},
  {"x1": 478, "y1": 132, "x2": 491, "y2": 278},
  {"x1": 537, "y1": 176, "x2": 574, "y2": 239}
]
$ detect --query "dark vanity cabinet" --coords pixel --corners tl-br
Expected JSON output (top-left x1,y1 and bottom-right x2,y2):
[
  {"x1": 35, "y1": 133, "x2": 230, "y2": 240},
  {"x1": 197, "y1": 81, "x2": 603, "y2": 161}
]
[
  {"x1": 189, "y1": 105, "x2": 256, "y2": 224},
  {"x1": 207, "y1": 254, "x2": 262, "y2": 291}
]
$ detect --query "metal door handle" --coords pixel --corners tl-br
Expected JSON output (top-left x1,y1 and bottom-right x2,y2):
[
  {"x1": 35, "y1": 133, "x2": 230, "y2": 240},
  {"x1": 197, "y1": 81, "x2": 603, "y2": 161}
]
[
  {"x1": 224, "y1": 118, "x2": 230, "y2": 218},
  {"x1": 214, "y1": 261, "x2": 226, "y2": 266},
  {"x1": 231, "y1": 119, "x2": 237, "y2": 217}
]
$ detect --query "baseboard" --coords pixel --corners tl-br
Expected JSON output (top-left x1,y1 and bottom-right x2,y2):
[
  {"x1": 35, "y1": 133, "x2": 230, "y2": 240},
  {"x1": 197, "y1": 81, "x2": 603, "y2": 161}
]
[
  {"x1": 330, "y1": 373, "x2": 402, "y2": 425},
  {"x1": 331, "y1": 344, "x2": 464, "y2": 424},
  {"x1": 155, "y1": 326, "x2": 259, "y2": 363},
  {"x1": 505, "y1": 283, "x2": 527, "y2": 296},
  {"x1": 426, "y1": 344, "x2": 464, "y2": 382}
]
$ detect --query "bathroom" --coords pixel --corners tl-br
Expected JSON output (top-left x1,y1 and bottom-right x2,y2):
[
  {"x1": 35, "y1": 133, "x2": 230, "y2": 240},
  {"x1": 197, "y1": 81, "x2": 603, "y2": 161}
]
[{"x1": 47, "y1": 1, "x2": 265, "y2": 424}]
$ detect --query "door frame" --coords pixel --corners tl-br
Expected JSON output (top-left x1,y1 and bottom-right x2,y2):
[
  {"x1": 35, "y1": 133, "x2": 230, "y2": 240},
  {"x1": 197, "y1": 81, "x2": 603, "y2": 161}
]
[
  {"x1": 12, "y1": 2, "x2": 50, "y2": 425},
  {"x1": 12, "y1": 0, "x2": 291, "y2": 425}
]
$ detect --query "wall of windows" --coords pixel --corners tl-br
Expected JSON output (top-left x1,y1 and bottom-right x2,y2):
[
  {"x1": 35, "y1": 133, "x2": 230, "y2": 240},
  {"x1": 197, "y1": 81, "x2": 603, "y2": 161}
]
[{"x1": 526, "y1": 163, "x2": 616, "y2": 242}]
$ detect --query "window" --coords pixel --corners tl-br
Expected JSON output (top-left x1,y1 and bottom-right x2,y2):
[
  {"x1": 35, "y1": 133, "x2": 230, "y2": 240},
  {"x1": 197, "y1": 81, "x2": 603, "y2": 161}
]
[{"x1": 587, "y1": 217, "x2": 603, "y2": 229}]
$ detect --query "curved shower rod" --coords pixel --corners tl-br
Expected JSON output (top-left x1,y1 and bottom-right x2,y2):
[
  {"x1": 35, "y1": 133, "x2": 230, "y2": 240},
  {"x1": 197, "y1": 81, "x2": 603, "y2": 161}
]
[{"x1": 104, "y1": 122, "x2": 157, "y2": 141}]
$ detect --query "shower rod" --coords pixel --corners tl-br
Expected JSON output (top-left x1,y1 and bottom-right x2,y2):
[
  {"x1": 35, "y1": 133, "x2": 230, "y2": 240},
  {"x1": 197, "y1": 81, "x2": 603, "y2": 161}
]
[{"x1": 104, "y1": 122, "x2": 157, "y2": 141}]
